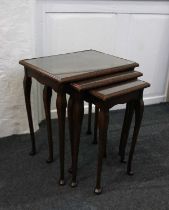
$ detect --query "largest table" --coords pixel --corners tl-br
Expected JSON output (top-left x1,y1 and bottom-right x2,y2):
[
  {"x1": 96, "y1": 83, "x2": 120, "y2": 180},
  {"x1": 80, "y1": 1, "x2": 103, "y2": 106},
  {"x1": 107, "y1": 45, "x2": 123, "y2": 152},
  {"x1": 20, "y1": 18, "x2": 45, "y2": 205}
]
[{"x1": 19, "y1": 50, "x2": 138, "y2": 185}]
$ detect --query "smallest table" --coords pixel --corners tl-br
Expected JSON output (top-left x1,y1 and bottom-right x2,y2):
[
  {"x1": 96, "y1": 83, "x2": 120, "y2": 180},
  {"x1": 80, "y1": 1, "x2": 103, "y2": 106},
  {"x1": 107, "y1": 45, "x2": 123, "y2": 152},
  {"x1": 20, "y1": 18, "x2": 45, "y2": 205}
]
[{"x1": 70, "y1": 79, "x2": 150, "y2": 194}]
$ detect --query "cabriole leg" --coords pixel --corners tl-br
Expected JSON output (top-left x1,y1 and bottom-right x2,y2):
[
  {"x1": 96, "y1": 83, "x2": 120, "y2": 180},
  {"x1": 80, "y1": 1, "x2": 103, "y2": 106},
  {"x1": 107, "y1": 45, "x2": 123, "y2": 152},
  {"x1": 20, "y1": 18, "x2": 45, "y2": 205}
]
[
  {"x1": 23, "y1": 73, "x2": 36, "y2": 156},
  {"x1": 43, "y1": 86, "x2": 53, "y2": 163},
  {"x1": 93, "y1": 106, "x2": 99, "y2": 144},
  {"x1": 119, "y1": 101, "x2": 135, "y2": 163},
  {"x1": 68, "y1": 95, "x2": 75, "y2": 173},
  {"x1": 86, "y1": 102, "x2": 92, "y2": 134},
  {"x1": 94, "y1": 108, "x2": 109, "y2": 195},
  {"x1": 56, "y1": 91, "x2": 67, "y2": 185},
  {"x1": 71, "y1": 94, "x2": 84, "y2": 188},
  {"x1": 127, "y1": 93, "x2": 144, "y2": 175}
]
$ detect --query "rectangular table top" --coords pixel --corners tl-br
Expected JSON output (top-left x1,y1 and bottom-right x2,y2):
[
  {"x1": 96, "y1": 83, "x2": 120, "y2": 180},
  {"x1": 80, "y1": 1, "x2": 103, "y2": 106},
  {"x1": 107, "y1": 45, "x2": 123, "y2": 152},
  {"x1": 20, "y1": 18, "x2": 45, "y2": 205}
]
[
  {"x1": 71, "y1": 71, "x2": 142, "y2": 92},
  {"x1": 90, "y1": 80, "x2": 150, "y2": 101},
  {"x1": 19, "y1": 50, "x2": 139, "y2": 83}
]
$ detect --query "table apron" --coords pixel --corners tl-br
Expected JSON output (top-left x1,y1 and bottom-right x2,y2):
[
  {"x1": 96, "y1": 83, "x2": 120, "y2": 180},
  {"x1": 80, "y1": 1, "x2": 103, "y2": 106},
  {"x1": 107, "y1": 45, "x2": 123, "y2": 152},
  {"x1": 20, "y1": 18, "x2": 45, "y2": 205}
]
[{"x1": 25, "y1": 68, "x2": 59, "y2": 91}]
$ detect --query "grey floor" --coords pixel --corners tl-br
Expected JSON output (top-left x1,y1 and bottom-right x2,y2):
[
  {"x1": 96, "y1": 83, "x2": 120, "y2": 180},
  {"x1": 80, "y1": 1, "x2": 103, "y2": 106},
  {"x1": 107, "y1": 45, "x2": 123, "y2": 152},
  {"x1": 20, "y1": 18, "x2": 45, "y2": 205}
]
[{"x1": 0, "y1": 103, "x2": 169, "y2": 210}]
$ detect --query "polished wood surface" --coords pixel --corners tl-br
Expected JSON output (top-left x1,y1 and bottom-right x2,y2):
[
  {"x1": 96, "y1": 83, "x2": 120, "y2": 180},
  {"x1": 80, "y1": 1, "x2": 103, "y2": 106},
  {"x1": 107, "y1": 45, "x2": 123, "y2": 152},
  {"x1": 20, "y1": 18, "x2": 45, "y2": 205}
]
[
  {"x1": 90, "y1": 80, "x2": 150, "y2": 101},
  {"x1": 19, "y1": 50, "x2": 139, "y2": 83},
  {"x1": 71, "y1": 71, "x2": 142, "y2": 92}
]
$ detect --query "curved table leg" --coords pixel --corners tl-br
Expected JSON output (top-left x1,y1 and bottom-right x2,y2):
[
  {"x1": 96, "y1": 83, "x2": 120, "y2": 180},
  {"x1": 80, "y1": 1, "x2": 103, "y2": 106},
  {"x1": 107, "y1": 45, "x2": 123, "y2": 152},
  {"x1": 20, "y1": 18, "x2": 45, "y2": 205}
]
[
  {"x1": 127, "y1": 92, "x2": 144, "y2": 175},
  {"x1": 119, "y1": 101, "x2": 135, "y2": 163},
  {"x1": 86, "y1": 102, "x2": 92, "y2": 135},
  {"x1": 23, "y1": 73, "x2": 36, "y2": 156},
  {"x1": 93, "y1": 106, "x2": 99, "y2": 145},
  {"x1": 68, "y1": 95, "x2": 75, "y2": 173},
  {"x1": 56, "y1": 91, "x2": 67, "y2": 185},
  {"x1": 43, "y1": 86, "x2": 53, "y2": 163},
  {"x1": 71, "y1": 93, "x2": 84, "y2": 187},
  {"x1": 94, "y1": 108, "x2": 109, "y2": 195}
]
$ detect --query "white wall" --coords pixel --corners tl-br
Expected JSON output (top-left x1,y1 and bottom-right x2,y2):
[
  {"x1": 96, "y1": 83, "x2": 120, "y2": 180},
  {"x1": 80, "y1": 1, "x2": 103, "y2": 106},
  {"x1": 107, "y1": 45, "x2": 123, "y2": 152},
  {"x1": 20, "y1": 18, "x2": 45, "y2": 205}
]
[{"x1": 0, "y1": 0, "x2": 39, "y2": 138}]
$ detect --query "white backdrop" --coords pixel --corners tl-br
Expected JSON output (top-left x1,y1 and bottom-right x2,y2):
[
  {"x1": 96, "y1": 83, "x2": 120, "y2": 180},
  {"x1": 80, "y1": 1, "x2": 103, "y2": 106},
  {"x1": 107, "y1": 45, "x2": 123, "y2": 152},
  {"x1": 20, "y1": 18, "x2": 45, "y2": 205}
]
[{"x1": 0, "y1": 0, "x2": 39, "y2": 138}]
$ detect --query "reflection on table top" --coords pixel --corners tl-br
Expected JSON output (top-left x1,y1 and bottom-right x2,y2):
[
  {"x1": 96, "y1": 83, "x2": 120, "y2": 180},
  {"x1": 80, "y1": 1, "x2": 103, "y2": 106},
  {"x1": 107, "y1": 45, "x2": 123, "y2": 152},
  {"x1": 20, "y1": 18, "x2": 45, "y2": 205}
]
[{"x1": 19, "y1": 50, "x2": 139, "y2": 83}]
